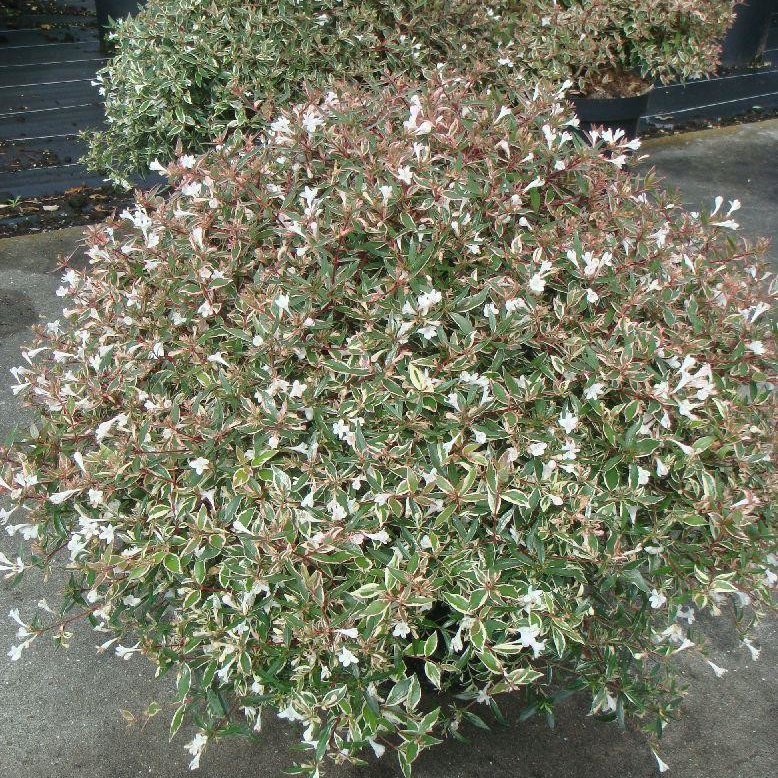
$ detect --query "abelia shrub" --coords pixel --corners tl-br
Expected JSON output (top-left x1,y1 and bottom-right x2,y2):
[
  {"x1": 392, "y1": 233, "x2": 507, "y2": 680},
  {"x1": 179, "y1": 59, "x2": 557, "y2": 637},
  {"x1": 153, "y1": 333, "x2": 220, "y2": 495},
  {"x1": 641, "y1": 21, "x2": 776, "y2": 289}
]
[
  {"x1": 85, "y1": 0, "x2": 736, "y2": 182},
  {"x1": 84, "y1": 0, "x2": 502, "y2": 183},
  {"x1": 495, "y1": 0, "x2": 736, "y2": 97},
  {"x1": 3, "y1": 76, "x2": 776, "y2": 775}
]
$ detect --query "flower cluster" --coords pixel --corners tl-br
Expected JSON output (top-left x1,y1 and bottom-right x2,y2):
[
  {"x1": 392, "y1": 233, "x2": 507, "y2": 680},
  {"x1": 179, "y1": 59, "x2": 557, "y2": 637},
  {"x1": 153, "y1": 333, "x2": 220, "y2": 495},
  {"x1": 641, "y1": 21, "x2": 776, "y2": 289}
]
[{"x1": 4, "y1": 76, "x2": 776, "y2": 775}]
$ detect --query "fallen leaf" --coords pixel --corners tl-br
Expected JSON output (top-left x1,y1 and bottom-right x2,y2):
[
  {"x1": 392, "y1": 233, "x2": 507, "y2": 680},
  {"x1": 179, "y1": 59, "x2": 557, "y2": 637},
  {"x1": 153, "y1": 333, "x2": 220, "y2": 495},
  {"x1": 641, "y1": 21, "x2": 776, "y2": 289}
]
[{"x1": 42, "y1": 205, "x2": 60, "y2": 212}]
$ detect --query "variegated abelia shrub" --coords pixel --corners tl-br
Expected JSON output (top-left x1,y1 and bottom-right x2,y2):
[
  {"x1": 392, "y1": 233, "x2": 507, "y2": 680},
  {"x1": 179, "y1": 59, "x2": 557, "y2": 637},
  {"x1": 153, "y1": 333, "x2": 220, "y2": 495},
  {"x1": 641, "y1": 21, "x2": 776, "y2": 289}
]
[
  {"x1": 497, "y1": 0, "x2": 736, "y2": 98},
  {"x1": 3, "y1": 76, "x2": 776, "y2": 775},
  {"x1": 84, "y1": 0, "x2": 502, "y2": 183},
  {"x1": 84, "y1": 0, "x2": 736, "y2": 182}
]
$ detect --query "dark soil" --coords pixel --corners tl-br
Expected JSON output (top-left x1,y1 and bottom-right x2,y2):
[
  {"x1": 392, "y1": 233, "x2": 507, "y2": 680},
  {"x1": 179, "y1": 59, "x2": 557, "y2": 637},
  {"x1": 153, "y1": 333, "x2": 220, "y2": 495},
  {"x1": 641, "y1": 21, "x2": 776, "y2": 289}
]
[
  {"x1": 579, "y1": 70, "x2": 654, "y2": 99},
  {"x1": 0, "y1": 185, "x2": 137, "y2": 238},
  {"x1": 642, "y1": 104, "x2": 778, "y2": 139},
  {"x1": 0, "y1": 0, "x2": 94, "y2": 18},
  {"x1": 0, "y1": 144, "x2": 69, "y2": 175},
  {"x1": 0, "y1": 0, "x2": 95, "y2": 30}
]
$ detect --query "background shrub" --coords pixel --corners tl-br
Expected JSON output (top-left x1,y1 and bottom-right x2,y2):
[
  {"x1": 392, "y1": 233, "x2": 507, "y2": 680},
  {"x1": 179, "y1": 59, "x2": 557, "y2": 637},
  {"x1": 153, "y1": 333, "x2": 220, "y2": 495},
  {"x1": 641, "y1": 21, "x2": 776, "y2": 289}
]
[
  {"x1": 85, "y1": 0, "x2": 735, "y2": 182},
  {"x1": 500, "y1": 0, "x2": 736, "y2": 97},
  {"x1": 84, "y1": 0, "x2": 501, "y2": 183},
  {"x1": 6, "y1": 75, "x2": 776, "y2": 774}
]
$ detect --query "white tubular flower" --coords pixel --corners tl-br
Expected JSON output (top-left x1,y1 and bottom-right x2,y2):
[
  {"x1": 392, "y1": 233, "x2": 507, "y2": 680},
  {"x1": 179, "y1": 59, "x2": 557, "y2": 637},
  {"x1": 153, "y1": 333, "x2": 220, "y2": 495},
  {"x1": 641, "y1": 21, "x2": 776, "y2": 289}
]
[
  {"x1": 528, "y1": 273, "x2": 545, "y2": 294},
  {"x1": 188, "y1": 457, "x2": 210, "y2": 476},
  {"x1": 746, "y1": 340, "x2": 765, "y2": 355},
  {"x1": 558, "y1": 410, "x2": 578, "y2": 434},
  {"x1": 652, "y1": 750, "x2": 670, "y2": 773},
  {"x1": 207, "y1": 351, "x2": 230, "y2": 368},
  {"x1": 518, "y1": 624, "x2": 545, "y2": 657},
  {"x1": 368, "y1": 738, "x2": 385, "y2": 758},
  {"x1": 584, "y1": 382, "x2": 604, "y2": 400},
  {"x1": 48, "y1": 489, "x2": 81, "y2": 505},
  {"x1": 115, "y1": 642, "x2": 141, "y2": 660},
  {"x1": 706, "y1": 660, "x2": 728, "y2": 678},
  {"x1": 396, "y1": 166, "x2": 413, "y2": 185},
  {"x1": 185, "y1": 732, "x2": 208, "y2": 770},
  {"x1": 273, "y1": 293, "x2": 289, "y2": 316},
  {"x1": 649, "y1": 589, "x2": 667, "y2": 609},
  {"x1": 338, "y1": 646, "x2": 359, "y2": 667}
]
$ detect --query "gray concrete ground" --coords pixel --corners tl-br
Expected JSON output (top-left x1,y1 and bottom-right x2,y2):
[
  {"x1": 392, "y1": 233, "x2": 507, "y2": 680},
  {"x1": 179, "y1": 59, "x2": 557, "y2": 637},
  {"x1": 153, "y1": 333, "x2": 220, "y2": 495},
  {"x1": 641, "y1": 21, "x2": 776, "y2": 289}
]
[
  {"x1": 638, "y1": 119, "x2": 778, "y2": 269},
  {"x1": 1, "y1": 122, "x2": 776, "y2": 778}
]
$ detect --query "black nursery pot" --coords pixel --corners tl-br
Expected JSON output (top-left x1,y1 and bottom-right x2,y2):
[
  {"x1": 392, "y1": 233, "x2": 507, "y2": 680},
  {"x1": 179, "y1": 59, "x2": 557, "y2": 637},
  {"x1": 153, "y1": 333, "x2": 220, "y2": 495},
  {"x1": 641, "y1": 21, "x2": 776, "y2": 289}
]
[
  {"x1": 571, "y1": 91, "x2": 651, "y2": 140},
  {"x1": 95, "y1": 0, "x2": 145, "y2": 51},
  {"x1": 720, "y1": 0, "x2": 773, "y2": 68}
]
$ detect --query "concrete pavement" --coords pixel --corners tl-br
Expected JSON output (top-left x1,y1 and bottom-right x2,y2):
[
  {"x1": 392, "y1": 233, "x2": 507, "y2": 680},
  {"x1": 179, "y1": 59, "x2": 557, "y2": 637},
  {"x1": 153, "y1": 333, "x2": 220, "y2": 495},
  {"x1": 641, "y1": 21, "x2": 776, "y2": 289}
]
[
  {"x1": 0, "y1": 120, "x2": 776, "y2": 777},
  {"x1": 638, "y1": 119, "x2": 778, "y2": 269}
]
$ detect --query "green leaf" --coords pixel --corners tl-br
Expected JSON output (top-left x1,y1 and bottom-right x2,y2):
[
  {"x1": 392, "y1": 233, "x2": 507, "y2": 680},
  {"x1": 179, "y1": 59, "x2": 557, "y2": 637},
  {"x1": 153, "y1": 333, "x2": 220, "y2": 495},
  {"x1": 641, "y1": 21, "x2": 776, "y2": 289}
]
[
  {"x1": 507, "y1": 667, "x2": 543, "y2": 686},
  {"x1": 424, "y1": 661, "x2": 441, "y2": 689},
  {"x1": 201, "y1": 660, "x2": 217, "y2": 687},
  {"x1": 169, "y1": 704, "x2": 186, "y2": 740},
  {"x1": 351, "y1": 582, "x2": 383, "y2": 599},
  {"x1": 502, "y1": 489, "x2": 529, "y2": 506},
  {"x1": 478, "y1": 649, "x2": 502, "y2": 673},
  {"x1": 193, "y1": 559, "x2": 206, "y2": 584},
  {"x1": 177, "y1": 664, "x2": 192, "y2": 698},
  {"x1": 603, "y1": 469, "x2": 619, "y2": 490},
  {"x1": 407, "y1": 674, "x2": 422, "y2": 709},
  {"x1": 386, "y1": 676, "x2": 412, "y2": 707},
  {"x1": 443, "y1": 592, "x2": 471, "y2": 613},
  {"x1": 423, "y1": 632, "x2": 438, "y2": 656},
  {"x1": 710, "y1": 574, "x2": 738, "y2": 593},
  {"x1": 622, "y1": 567, "x2": 650, "y2": 593},
  {"x1": 148, "y1": 504, "x2": 170, "y2": 520},
  {"x1": 163, "y1": 553, "x2": 182, "y2": 575},
  {"x1": 633, "y1": 438, "x2": 661, "y2": 456},
  {"x1": 679, "y1": 513, "x2": 707, "y2": 527},
  {"x1": 470, "y1": 619, "x2": 487, "y2": 651},
  {"x1": 323, "y1": 359, "x2": 370, "y2": 376}
]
